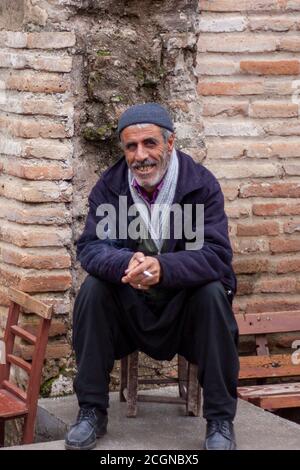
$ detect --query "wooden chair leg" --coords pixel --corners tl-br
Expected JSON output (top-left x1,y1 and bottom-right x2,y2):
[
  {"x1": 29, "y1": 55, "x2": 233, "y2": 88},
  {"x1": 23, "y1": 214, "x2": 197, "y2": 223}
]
[
  {"x1": 22, "y1": 413, "x2": 36, "y2": 445},
  {"x1": 178, "y1": 355, "x2": 188, "y2": 400},
  {"x1": 119, "y1": 356, "x2": 128, "y2": 402},
  {"x1": 126, "y1": 351, "x2": 139, "y2": 418},
  {"x1": 0, "y1": 419, "x2": 5, "y2": 447},
  {"x1": 186, "y1": 363, "x2": 201, "y2": 417}
]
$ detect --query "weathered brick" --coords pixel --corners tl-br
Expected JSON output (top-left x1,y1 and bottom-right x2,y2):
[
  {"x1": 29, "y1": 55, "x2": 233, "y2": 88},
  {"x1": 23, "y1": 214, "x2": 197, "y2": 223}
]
[
  {"x1": 0, "y1": 158, "x2": 73, "y2": 180},
  {"x1": 0, "y1": 243, "x2": 71, "y2": 269},
  {"x1": 0, "y1": 175, "x2": 73, "y2": 203},
  {"x1": 198, "y1": 80, "x2": 264, "y2": 96},
  {"x1": 249, "y1": 101, "x2": 298, "y2": 118},
  {"x1": 5, "y1": 70, "x2": 70, "y2": 93},
  {"x1": 255, "y1": 277, "x2": 297, "y2": 293},
  {"x1": 32, "y1": 293, "x2": 71, "y2": 315},
  {"x1": 270, "y1": 238, "x2": 300, "y2": 253},
  {"x1": 245, "y1": 297, "x2": 300, "y2": 313},
  {"x1": 225, "y1": 201, "x2": 252, "y2": 218},
  {"x1": 0, "y1": 51, "x2": 72, "y2": 73},
  {"x1": 198, "y1": 34, "x2": 278, "y2": 53},
  {"x1": 0, "y1": 220, "x2": 72, "y2": 248},
  {"x1": 219, "y1": 181, "x2": 240, "y2": 201},
  {"x1": 231, "y1": 238, "x2": 269, "y2": 254},
  {"x1": 263, "y1": 119, "x2": 300, "y2": 136},
  {"x1": 236, "y1": 221, "x2": 280, "y2": 237},
  {"x1": 206, "y1": 161, "x2": 281, "y2": 179},
  {"x1": 237, "y1": 277, "x2": 254, "y2": 295},
  {"x1": 0, "y1": 262, "x2": 72, "y2": 292},
  {"x1": 20, "y1": 316, "x2": 68, "y2": 337},
  {"x1": 199, "y1": 0, "x2": 286, "y2": 11},
  {"x1": 0, "y1": 137, "x2": 73, "y2": 161},
  {"x1": 0, "y1": 115, "x2": 71, "y2": 139},
  {"x1": 288, "y1": 1, "x2": 300, "y2": 11},
  {"x1": 196, "y1": 14, "x2": 247, "y2": 32},
  {"x1": 249, "y1": 141, "x2": 300, "y2": 158},
  {"x1": 283, "y1": 163, "x2": 300, "y2": 176},
  {"x1": 0, "y1": 31, "x2": 27, "y2": 48},
  {"x1": 263, "y1": 79, "x2": 294, "y2": 95},
  {"x1": 275, "y1": 256, "x2": 300, "y2": 273},
  {"x1": 253, "y1": 202, "x2": 300, "y2": 216},
  {"x1": 233, "y1": 256, "x2": 270, "y2": 274},
  {"x1": 26, "y1": 32, "x2": 76, "y2": 49},
  {"x1": 204, "y1": 119, "x2": 262, "y2": 137},
  {"x1": 196, "y1": 58, "x2": 239, "y2": 75},
  {"x1": 202, "y1": 99, "x2": 249, "y2": 117},
  {"x1": 240, "y1": 182, "x2": 300, "y2": 198},
  {"x1": 17, "y1": 340, "x2": 71, "y2": 361},
  {"x1": 23, "y1": 139, "x2": 73, "y2": 161},
  {"x1": 240, "y1": 59, "x2": 300, "y2": 75},
  {"x1": 0, "y1": 96, "x2": 73, "y2": 117},
  {"x1": 283, "y1": 220, "x2": 300, "y2": 234},
  {"x1": 249, "y1": 15, "x2": 297, "y2": 32},
  {"x1": 206, "y1": 140, "x2": 248, "y2": 159},
  {"x1": 0, "y1": 198, "x2": 71, "y2": 225},
  {"x1": 279, "y1": 37, "x2": 300, "y2": 51}
]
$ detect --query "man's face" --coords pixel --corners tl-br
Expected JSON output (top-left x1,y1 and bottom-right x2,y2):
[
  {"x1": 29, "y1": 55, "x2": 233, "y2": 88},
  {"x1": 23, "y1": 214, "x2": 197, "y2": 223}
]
[{"x1": 121, "y1": 124, "x2": 175, "y2": 192}]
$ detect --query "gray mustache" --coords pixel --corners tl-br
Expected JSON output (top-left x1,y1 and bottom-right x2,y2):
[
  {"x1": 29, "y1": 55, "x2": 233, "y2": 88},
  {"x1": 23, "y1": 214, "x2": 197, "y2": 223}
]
[{"x1": 131, "y1": 159, "x2": 157, "y2": 169}]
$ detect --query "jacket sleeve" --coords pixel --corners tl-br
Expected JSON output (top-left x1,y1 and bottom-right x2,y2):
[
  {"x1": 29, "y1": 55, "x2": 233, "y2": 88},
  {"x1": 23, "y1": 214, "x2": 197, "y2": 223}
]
[
  {"x1": 157, "y1": 180, "x2": 233, "y2": 289},
  {"x1": 76, "y1": 183, "x2": 133, "y2": 284}
]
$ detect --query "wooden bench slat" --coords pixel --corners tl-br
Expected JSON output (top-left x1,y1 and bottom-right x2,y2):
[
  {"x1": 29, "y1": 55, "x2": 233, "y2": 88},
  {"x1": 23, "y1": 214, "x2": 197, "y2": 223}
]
[
  {"x1": 236, "y1": 310, "x2": 300, "y2": 335},
  {"x1": 239, "y1": 354, "x2": 300, "y2": 379},
  {"x1": 250, "y1": 393, "x2": 300, "y2": 410},
  {"x1": 238, "y1": 383, "x2": 300, "y2": 399}
]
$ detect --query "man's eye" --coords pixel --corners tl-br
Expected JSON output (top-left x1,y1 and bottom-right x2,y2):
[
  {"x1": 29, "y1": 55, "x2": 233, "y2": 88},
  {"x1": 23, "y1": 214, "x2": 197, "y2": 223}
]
[
  {"x1": 145, "y1": 141, "x2": 156, "y2": 147},
  {"x1": 127, "y1": 144, "x2": 137, "y2": 151}
]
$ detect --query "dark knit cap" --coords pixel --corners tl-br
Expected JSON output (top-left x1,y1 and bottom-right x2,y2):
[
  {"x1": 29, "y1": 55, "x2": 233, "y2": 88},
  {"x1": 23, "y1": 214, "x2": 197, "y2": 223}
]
[{"x1": 117, "y1": 103, "x2": 174, "y2": 137}]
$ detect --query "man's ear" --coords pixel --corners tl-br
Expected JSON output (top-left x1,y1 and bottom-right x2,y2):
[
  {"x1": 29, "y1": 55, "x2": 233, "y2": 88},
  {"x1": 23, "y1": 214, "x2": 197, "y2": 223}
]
[{"x1": 167, "y1": 133, "x2": 175, "y2": 152}]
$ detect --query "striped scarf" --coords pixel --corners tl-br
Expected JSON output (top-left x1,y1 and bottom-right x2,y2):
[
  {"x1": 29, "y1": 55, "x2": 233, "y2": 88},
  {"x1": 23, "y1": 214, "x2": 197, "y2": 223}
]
[{"x1": 128, "y1": 148, "x2": 179, "y2": 253}]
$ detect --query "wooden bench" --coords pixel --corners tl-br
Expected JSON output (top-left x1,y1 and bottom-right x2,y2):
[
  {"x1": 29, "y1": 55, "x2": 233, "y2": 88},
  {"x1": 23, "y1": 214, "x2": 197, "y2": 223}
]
[
  {"x1": 0, "y1": 287, "x2": 53, "y2": 446},
  {"x1": 236, "y1": 310, "x2": 300, "y2": 411}
]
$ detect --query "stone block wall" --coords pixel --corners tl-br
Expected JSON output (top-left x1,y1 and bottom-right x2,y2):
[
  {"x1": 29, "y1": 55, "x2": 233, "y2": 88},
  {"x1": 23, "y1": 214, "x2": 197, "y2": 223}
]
[{"x1": 0, "y1": 0, "x2": 300, "y2": 393}]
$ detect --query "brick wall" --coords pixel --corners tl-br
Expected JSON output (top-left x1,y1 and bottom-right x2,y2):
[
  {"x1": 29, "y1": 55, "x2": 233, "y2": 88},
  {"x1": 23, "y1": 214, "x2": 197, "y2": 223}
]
[
  {"x1": 196, "y1": 0, "x2": 300, "y2": 315},
  {"x1": 0, "y1": 2, "x2": 75, "y2": 383},
  {"x1": 1, "y1": 0, "x2": 300, "y2": 392}
]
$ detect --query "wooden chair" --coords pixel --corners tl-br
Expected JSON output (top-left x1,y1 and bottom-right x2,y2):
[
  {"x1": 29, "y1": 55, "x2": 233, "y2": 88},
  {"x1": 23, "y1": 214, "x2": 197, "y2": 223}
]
[
  {"x1": 236, "y1": 310, "x2": 300, "y2": 411},
  {"x1": 0, "y1": 287, "x2": 53, "y2": 446},
  {"x1": 119, "y1": 352, "x2": 201, "y2": 417}
]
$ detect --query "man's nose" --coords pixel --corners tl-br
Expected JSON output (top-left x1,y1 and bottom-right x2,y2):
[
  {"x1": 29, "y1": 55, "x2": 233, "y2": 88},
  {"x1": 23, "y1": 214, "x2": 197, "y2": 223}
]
[{"x1": 135, "y1": 143, "x2": 148, "y2": 160}]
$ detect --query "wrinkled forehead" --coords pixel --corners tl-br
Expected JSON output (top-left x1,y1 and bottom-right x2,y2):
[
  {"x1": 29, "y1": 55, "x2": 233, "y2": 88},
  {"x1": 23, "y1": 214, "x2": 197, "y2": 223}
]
[{"x1": 120, "y1": 123, "x2": 163, "y2": 142}]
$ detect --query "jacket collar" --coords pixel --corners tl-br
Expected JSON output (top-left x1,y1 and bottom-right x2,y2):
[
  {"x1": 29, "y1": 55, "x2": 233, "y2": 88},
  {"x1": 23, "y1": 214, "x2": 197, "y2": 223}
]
[{"x1": 102, "y1": 150, "x2": 205, "y2": 200}]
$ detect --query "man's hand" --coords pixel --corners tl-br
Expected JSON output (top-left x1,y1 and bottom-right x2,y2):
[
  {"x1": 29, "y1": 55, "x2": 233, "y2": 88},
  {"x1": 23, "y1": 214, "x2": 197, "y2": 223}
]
[{"x1": 122, "y1": 252, "x2": 161, "y2": 290}]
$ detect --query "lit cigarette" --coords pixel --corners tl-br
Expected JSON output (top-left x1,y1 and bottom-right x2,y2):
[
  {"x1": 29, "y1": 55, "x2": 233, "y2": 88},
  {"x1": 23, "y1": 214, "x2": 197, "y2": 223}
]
[{"x1": 143, "y1": 270, "x2": 153, "y2": 278}]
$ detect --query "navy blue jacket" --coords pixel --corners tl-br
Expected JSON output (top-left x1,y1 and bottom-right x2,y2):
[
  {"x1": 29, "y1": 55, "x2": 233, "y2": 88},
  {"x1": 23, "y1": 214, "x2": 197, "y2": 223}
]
[{"x1": 77, "y1": 150, "x2": 237, "y2": 293}]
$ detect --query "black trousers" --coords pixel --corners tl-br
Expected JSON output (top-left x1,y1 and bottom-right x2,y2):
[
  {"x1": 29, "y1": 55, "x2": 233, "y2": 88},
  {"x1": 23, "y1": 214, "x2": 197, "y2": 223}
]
[{"x1": 72, "y1": 275, "x2": 239, "y2": 421}]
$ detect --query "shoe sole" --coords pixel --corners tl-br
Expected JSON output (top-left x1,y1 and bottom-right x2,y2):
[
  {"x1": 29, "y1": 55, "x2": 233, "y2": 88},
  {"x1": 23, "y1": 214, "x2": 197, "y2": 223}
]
[
  {"x1": 203, "y1": 441, "x2": 237, "y2": 451},
  {"x1": 65, "y1": 427, "x2": 107, "y2": 451}
]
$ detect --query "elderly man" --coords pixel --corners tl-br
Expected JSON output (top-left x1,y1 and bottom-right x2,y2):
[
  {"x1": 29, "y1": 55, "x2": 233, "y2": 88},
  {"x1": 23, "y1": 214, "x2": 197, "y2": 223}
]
[{"x1": 65, "y1": 103, "x2": 239, "y2": 451}]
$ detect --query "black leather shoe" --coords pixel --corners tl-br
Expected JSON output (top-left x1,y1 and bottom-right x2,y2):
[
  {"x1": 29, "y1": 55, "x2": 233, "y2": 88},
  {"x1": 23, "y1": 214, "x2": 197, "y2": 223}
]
[
  {"x1": 65, "y1": 407, "x2": 108, "y2": 450},
  {"x1": 204, "y1": 420, "x2": 236, "y2": 450}
]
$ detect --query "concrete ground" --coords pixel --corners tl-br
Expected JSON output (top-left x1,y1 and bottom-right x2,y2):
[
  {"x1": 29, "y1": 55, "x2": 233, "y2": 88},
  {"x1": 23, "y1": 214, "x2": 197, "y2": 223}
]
[{"x1": 3, "y1": 387, "x2": 300, "y2": 450}]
